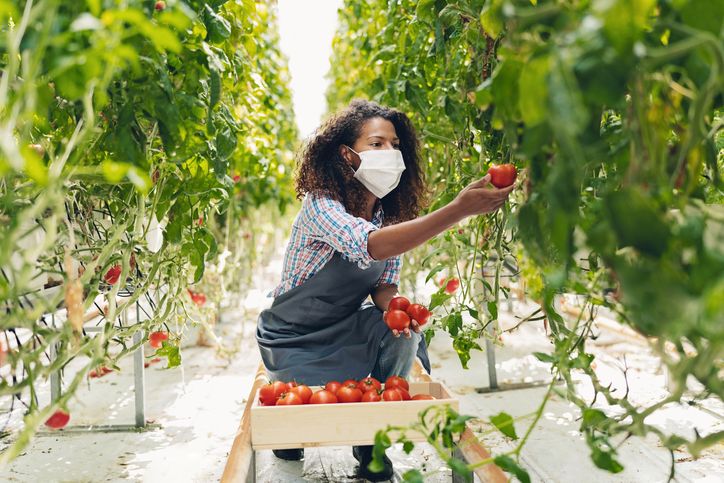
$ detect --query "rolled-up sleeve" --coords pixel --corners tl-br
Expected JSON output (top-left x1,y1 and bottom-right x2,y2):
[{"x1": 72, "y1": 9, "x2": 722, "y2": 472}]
[
  {"x1": 376, "y1": 255, "x2": 401, "y2": 287},
  {"x1": 300, "y1": 192, "x2": 380, "y2": 269}
]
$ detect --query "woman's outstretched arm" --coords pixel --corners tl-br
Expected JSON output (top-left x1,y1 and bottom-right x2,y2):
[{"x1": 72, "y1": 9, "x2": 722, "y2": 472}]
[{"x1": 367, "y1": 175, "x2": 514, "y2": 261}]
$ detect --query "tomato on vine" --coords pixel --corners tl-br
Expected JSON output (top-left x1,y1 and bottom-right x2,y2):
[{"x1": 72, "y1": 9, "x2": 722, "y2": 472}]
[
  {"x1": 148, "y1": 331, "x2": 168, "y2": 349},
  {"x1": 154, "y1": 1, "x2": 166, "y2": 11},
  {"x1": 45, "y1": 410, "x2": 70, "y2": 429},
  {"x1": 104, "y1": 265, "x2": 122, "y2": 285},
  {"x1": 443, "y1": 278, "x2": 460, "y2": 294}
]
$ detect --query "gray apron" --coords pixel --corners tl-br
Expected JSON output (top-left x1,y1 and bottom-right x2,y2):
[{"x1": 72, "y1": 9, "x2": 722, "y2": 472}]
[{"x1": 257, "y1": 252, "x2": 430, "y2": 385}]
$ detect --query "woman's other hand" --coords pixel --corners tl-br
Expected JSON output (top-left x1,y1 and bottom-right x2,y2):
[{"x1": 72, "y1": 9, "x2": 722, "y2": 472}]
[
  {"x1": 452, "y1": 174, "x2": 515, "y2": 217},
  {"x1": 384, "y1": 310, "x2": 422, "y2": 338}
]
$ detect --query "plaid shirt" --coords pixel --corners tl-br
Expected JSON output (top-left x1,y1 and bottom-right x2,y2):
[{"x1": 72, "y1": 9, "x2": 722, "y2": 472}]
[{"x1": 269, "y1": 192, "x2": 401, "y2": 298}]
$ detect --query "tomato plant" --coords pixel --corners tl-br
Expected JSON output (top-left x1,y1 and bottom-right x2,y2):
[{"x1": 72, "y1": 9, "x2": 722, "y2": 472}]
[
  {"x1": 329, "y1": 0, "x2": 722, "y2": 479},
  {"x1": 1, "y1": 0, "x2": 297, "y2": 461}
]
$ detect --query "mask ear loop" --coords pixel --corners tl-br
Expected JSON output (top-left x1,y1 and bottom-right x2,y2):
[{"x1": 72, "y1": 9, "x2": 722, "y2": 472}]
[{"x1": 342, "y1": 145, "x2": 360, "y2": 174}]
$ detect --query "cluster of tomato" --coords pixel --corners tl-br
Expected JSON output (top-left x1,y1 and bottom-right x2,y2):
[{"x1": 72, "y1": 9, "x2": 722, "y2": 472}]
[
  {"x1": 383, "y1": 296, "x2": 432, "y2": 332},
  {"x1": 258, "y1": 375, "x2": 435, "y2": 406}
]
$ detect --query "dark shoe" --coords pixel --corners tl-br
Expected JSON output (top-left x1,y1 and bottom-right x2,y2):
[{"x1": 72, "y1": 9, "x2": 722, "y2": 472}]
[
  {"x1": 272, "y1": 448, "x2": 304, "y2": 461},
  {"x1": 353, "y1": 444, "x2": 393, "y2": 482}
]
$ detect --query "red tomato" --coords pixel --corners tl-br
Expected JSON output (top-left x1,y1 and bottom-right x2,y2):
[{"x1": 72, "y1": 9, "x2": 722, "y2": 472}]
[
  {"x1": 406, "y1": 304, "x2": 431, "y2": 326},
  {"x1": 487, "y1": 163, "x2": 517, "y2": 188},
  {"x1": 387, "y1": 296, "x2": 410, "y2": 312},
  {"x1": 233, "y1": 174, "x2": 241, "y2": 183},
  {"x1": 336, "y1": 386, "x2": 363, "y2": 403},
  {"x1": 357, "y1": 376, "x2": 382, "y2": 393},
  {"x1": 385, "y1": 310, "x2": 410, "y2": 331},
  {"x1": 397, "y1": 388, "x2": 411, "y2": 400},
  {"x1": 148, "y1": 331, "x2": 168, "y2": 349},
  {"x1": 89, "y1": 366, "x2": 113, "y2": 378},
  {"x1": 309, "y1": 389, "x2": 338, "y2": 404},
  {"x1": 276, "y1": 392, "x2": 304, "y2": 405},
  {"x1": 104, "y1": 265, "x2": 122, "y2": 285},
  {"x1": 259, "y1": 381, "x2": 287, "y2": 406},
  {"x1": 385, "y1": 375, "x2": 410, "y2": 391},
  {"x1": 381, "y1": 388, "x2": 403, "y2": 401},
  {"x1": 285, "y1": 381, "x2": 298, "y2": 390},
  {"x1": 290, "y1": 385, "x2": 313, "y2": 404},
  {"x1": 341, "y1": 379, "x2": 358, "y2": 389},
  {"x1": 325, "y1": 381, "x2": 342, "y2": 394},
  {"x1": 154, "y1": 0, "x2": 166, "y2": 11},
  {"x1": 361, "y1": 390, "x2": 382, "y2": 402},
  {"x1": 45, "y1": 409, "x2": 70, "y2": 429},
  {"x1": 411, "y1": 394, "x2": 435, "y2": 400},
  {"x1": 187, "y1": 289, "x2": 206, "y2": 307},
  {"x1": 444, "y1": 278, "x2": 460, "y2": 294}
]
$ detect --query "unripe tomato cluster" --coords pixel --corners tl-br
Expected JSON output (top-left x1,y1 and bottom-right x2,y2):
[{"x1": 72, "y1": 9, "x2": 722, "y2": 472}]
[
  {"x1": 383, "y1": 296, "x2": 432, "y2": 332},
  {"x1": 258, "y1": 375, "x2": 435, "y2": 406}
]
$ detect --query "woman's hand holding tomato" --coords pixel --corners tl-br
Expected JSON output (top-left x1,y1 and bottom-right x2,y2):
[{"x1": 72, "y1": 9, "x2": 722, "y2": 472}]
[
  {"x1": 453, "y1": 172, "x2": 515, "y2": 218},
  {"x1": 384, "y1": 295, "x2": 431, "y2": 338}
]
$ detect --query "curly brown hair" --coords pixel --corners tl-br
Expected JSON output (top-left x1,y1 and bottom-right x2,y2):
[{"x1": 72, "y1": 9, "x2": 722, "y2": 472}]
[{"x1": 295, "y1": 99, "x2": 427, "y2": 225}]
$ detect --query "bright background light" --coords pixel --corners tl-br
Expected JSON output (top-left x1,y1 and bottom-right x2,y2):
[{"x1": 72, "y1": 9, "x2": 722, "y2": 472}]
[{"x1": 277, "y1": 0, "x2": 344, "y2": 140}]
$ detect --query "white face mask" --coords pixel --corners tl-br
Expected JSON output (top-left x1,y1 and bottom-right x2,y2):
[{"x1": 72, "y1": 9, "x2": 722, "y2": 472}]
[{"x1": 344, "y1": 146, "x2": 406, "y2": 199}]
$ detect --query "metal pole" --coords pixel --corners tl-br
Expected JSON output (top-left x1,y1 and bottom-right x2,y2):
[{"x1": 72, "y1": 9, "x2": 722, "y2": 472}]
[
  {"x1": 50, "y1": 313, "x2": 61, "y2": 403},
  {"x1": 133, "y1": 301, "x2": 146, "y2": 428},
  {"x1": 484, "y1": 335, "x2": 498, "y2": 390}
]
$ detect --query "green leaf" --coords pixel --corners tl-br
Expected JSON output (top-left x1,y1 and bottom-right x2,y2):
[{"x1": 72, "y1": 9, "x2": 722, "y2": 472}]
[
  {"x1": 532, "y1": 351, "x2": 556, "y2": 363},
  {"x1": 480, "y1": 0, "x2": 504, "y2": 38},
  {"x1": 402, "y1": 469, "x2": 425, "y2": 483},
  {"x1": 402, "y1": 440, "x2": 415, "y2": 454},
  {"x1": 490, "y1": 412, "x2": 519, "y2": 440},
  {"x1": 590, "y1": 446, "x2": 624, "y2": 473},
  {"x1": 156, "y1": 342, "x2": 181, "y2": 368},
  {"x1": 487, "y1": 301, "x2": 498, "y2": 321},
  {"x1": 518, "y1": 56, "x2": 550, "y2": 126},
  {"x1": 605, "y1": 188, "x2": 671, "y2": 257},
  {"x1": 449, "y1": 458, "x2": 472, "y2": 481},
  {"x1": 425, "y1": 265, "x2": 446, "y2": 284},
  {"x1": 370, "y1": 431, "x2": 392, "y2": 473},
  {"x1": 429, "y1": 291, "x2": 452, "y2": 310},
  {"x1": 204, "y1": 4, "x2": 232, "y2": 43},
  {"x1": 581, "y1": 408, "x2": 608, "y2": 430},
  {"x1": 494, "y1": 455, "x2": 531, "y2": 483}
]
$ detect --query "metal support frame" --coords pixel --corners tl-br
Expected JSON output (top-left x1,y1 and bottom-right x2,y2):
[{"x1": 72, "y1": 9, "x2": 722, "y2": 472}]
[
  {"x1": 47, "y1": 298, "x2": 149, "y2": 431},
  {"x1": 476, "y1": 260, "x2": 560, "y2": 394}
]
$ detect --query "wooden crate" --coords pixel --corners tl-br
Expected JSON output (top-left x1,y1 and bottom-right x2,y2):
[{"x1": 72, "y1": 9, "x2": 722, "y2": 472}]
[{"x1": 250, "y1": 381, "x2": 458, "y2": 450}]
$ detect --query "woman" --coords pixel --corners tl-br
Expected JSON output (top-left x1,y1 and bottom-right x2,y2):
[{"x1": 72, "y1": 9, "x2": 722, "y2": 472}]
[{"x1": 257, "y1": 99, "x2": 513, "y2": 481}]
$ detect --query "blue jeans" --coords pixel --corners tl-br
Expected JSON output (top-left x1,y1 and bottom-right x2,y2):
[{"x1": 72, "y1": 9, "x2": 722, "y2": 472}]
[{"x1": 370, "y1": 329, "x2": 421, "y2": 381}]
